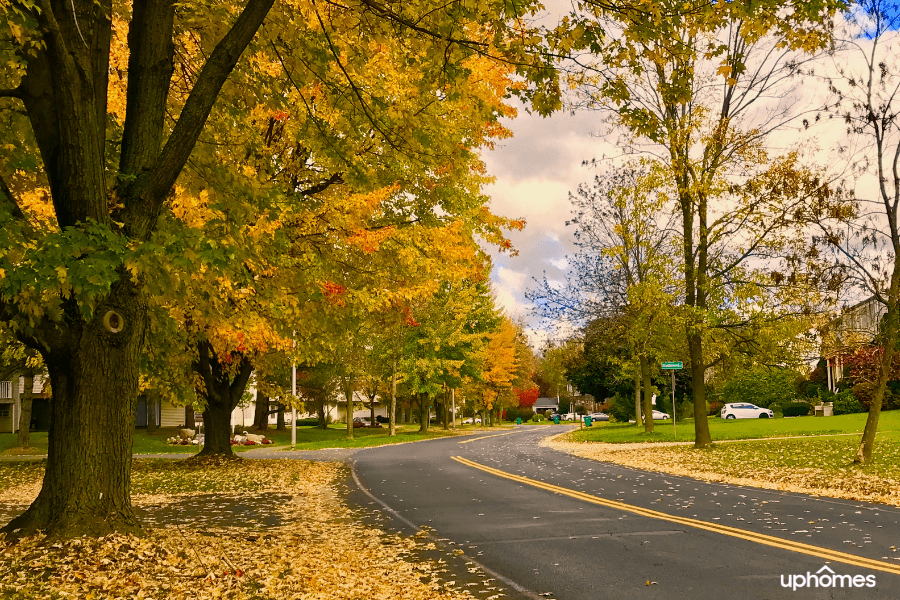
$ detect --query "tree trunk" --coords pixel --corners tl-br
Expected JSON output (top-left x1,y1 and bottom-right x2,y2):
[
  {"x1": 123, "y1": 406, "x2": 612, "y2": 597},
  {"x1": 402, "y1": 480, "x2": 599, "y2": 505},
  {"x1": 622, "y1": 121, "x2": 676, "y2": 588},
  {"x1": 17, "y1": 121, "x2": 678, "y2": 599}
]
[
  {"x1": 198, "y1": 397, "x2": 235, "y2": 457},
  {"x1": 185, "y1": 406, "x2": 196, "y2": 430},
  {"x1": 369, "y1": 394, "x2": 377, "y2": 429},
  {"x1": 389, "y1": 360, "x2": 397, "y2": 436},
  {"x1": 344, "y1": 377, "x2": 354, "y2": 440},
  {"x1": 146, "y1": 389, "x2": 158, "y2": 434},
  {"x1": 4, "y1": 281, "x2": 146, "y2": 538},
  {"x1": 634, "y1": 371, "x2": 642, "y2": 427},
  {"x1": 640, "y1": 355, "x2": 654, "y2": 433},
  {"x1": 418, "y1": 394, "x2": 429, "y2": 433},
  {"x1": 689, "y1": 333, "x2": 712, "y2": 448},
  {"x1": 276, "y1": 403, "x2": 285, "y2": 430},
  {"x1": 855, "y1": 288, "x2": 899, "y2": 463},
  {"x1": 253, "y1": 390, "x2": 269, "y2": 431},
  {"x1": 317, "y1": 398, "x2": 327, "y2": 429},
  {"x1": 193, "y1": 342, "x2": 253, "y2": 458},
  {"x1": 16, "y1": 372, "x2": 35, "y2": 448}
]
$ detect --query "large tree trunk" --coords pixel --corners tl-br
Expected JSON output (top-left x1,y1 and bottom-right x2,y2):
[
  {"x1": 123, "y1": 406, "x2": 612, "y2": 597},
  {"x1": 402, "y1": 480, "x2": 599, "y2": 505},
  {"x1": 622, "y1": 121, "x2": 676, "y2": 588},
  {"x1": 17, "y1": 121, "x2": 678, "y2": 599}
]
[
  {"x1": 253, "y1": 390, "x2": 269, "y2": 431},
  {"x1": 640, "y1": 355, "x2": 654, "y2": 433},
  {"x1": 4, "y1": 281, "x2": 146, "y2": 538},
  {"x1": 193, "y1": 342, "x2": 253, "y2": 459},
  {"x1": 16, "y1": 372, "x2": 35, "y2": 448},
  {"x1": 198, "y1": 397, "x2": 235, "y2": 457},
  {"x1": 276, "y1": 403, "x2": 286, "y2": 430}
]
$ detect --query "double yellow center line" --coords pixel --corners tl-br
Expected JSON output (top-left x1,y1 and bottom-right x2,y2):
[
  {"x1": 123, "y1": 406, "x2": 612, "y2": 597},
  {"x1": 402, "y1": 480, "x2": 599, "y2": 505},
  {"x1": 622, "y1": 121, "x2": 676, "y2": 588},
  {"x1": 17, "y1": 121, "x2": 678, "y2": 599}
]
[{"x1": 452, "y1": 455, "x2": 900, "y2": 576}]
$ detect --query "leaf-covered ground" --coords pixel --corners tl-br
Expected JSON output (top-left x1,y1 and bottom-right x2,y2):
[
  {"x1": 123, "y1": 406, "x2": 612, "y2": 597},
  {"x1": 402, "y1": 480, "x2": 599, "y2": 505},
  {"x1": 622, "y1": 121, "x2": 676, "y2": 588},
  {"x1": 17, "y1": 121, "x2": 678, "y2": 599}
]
[
  {"x1": 549, "y1": 432, "x2": 900, "y2": 507},
  {"x1": 0, "y1": 459, "x2": 482, "y2": 600}
]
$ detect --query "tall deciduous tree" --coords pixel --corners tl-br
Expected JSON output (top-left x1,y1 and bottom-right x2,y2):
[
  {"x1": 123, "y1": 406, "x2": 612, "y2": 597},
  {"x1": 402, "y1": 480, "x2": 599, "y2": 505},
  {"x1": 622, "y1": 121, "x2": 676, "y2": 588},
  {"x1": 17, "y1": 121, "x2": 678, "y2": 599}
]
[
  {"x1": 805, "y1": 0, "x2": 900, "y2": 463},
  {"x1": 0, "y1": 0, "x2": 557, "y2": 537},
  {"x1": 560, "y1": 0, "x2": 842, "y2": 446}
]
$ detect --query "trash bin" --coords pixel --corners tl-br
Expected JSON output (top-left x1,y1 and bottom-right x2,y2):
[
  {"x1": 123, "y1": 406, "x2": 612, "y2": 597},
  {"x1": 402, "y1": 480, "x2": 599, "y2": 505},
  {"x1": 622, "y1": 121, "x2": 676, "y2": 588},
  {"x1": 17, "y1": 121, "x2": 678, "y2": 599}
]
[
  {"x1": 516, "y1": 417, "x2": 522, "y2": 425},
  {"x1": 584, "y1": 415, "x2": 592, "y2": 427},
  {"x1": 553, "y1": 415, "x2": 560, "y2": 424}
]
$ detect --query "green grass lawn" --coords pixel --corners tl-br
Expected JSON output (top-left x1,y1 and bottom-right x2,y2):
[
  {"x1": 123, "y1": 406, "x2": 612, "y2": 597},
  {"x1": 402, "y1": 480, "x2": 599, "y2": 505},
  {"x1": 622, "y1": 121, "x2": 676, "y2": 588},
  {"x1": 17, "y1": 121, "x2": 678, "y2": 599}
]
[
  {"x1": 0, "y1": 422, "x2": 499, "y2": 457},
  {"x1": 568, "y1": 410, "x2": 900, "y2": 444}
]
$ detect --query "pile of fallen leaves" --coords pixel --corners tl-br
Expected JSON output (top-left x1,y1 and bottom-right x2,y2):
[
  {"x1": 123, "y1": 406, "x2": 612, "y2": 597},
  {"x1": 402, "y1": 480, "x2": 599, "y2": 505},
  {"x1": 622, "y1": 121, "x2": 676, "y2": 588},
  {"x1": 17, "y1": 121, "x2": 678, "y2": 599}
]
[
  {"x1": 549, "y1": 434, "x2": 900, "y2": 507},
  {"x1": 0, "y1": 459, "x2": 478, "y2": 600}
]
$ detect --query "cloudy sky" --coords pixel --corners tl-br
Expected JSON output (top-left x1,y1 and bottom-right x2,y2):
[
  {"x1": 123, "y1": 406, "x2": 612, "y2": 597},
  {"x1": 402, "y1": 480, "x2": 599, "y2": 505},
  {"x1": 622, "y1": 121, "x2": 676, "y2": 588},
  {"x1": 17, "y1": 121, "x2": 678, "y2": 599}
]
[{"x1": 481, "y1": 104, "x2": 618, "y2": 345}]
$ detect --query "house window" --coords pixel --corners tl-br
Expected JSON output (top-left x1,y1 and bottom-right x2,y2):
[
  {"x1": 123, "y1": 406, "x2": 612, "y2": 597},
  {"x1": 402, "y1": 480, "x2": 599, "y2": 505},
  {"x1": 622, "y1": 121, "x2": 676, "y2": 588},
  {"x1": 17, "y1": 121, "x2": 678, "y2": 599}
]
[
  {"x1": 0, "y1": 381, "x2": 11, "y2": 399},
  {"x1": 0, "y1": 408, "x2": 10, "y2": 418}
]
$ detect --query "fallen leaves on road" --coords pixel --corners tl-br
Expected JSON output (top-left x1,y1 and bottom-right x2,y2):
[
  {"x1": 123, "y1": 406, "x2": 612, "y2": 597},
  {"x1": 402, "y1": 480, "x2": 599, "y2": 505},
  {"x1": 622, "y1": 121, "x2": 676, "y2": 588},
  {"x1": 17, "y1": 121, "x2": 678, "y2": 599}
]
[
  {"x1": 548, "y1": 434, "x2": 900, "y2": 507},
  {"x1": 0, "y1": 459, "x2": 479, "y2": 600}
]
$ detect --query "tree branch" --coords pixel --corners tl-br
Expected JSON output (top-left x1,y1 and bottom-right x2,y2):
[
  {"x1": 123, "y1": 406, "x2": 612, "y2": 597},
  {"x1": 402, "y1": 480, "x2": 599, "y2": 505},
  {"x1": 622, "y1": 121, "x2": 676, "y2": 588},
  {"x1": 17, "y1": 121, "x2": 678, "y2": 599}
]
[{"x1": 137, "y1": 0, "x2": 276, "y2": 240}]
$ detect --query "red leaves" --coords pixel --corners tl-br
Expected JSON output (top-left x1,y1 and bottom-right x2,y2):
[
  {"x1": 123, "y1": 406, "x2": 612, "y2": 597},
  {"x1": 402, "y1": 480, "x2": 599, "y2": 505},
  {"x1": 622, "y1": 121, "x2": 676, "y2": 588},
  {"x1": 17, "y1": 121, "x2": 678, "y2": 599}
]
[
  {"x1": 515, "y1": 386, "x2": 540, "y2": 408},
  {"x1": 271, "y1": 110, "x2": 289, "y2": 122},
  {"x1": 402, "y1": 305, "x2": 420, "y2": 327},
  {"x1": 321, "y1": 281, "x2": 347, "y2": 306}
]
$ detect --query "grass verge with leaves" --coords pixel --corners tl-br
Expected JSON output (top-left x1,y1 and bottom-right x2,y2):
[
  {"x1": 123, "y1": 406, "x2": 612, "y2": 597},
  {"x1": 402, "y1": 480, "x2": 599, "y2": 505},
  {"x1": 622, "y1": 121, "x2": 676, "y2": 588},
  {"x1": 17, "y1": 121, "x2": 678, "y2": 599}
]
[
  {"x1": 0, "y1": 458, "x2": 479, "y2": 599},
  {"x1": 549, "y1": 431, "x2": 900, "y2": 507}
]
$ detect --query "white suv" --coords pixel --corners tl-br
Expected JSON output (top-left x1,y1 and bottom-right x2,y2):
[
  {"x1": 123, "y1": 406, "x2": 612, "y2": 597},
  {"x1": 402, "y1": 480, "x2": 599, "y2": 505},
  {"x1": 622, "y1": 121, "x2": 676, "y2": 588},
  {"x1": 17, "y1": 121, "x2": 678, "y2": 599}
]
[{"x1": 720, "y1": 403, "x2": 774, "y2": 419}]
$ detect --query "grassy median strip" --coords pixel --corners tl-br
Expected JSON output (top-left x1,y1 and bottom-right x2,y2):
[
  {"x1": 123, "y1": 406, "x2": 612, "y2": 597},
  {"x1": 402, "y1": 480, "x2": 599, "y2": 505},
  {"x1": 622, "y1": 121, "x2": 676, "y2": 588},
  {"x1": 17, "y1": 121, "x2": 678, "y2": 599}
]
[
  {"x1": 452, "y1": 455, "x2": 900, "y2": 576},
  {"x1": 0, "y1": 458, "x2": 481, "y2": 600}
]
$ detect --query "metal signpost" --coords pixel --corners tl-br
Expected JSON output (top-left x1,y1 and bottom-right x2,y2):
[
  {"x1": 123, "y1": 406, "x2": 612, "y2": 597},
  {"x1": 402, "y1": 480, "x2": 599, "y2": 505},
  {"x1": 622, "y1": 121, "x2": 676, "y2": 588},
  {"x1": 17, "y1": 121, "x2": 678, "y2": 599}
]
[{"x1": 661, "y1": 362, "x2": 683, "y2": 440}]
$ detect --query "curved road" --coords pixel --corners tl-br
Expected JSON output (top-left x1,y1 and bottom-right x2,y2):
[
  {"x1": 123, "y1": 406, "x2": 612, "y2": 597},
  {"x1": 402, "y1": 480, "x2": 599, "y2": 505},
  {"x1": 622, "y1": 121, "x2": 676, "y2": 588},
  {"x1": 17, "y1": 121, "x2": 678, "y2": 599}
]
[{"x1": 350, "y1": 425, "x2": 900, "y2": 599}]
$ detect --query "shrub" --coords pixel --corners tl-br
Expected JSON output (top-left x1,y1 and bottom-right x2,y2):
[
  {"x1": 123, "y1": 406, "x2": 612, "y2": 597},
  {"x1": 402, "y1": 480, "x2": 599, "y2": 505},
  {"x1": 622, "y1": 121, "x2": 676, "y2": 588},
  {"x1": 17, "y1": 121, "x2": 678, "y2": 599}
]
[
  {"x1": 532, "y1": 413, "x2": 545, "y2": 422},
  {"x1": 295, "y1": 418, "x2": 320, "y2": 426},
  {"x1": 707, "y1": 401, "x2": 723, "y2": 416},
  {"x1": 832, "y1": 389, "x2": 866, "y2": 415},
  {"x1": 722, "y1": 366, "x2": 798, "y2": 408},
  {"x1": 376, "y1": 415, "x2": 390, "y2": 423},
  {"x1": 608, "y1": 392, "x2": 635, "y2": 423},
  {"x1": 782, "y1": 402, "x2": 811, "y2": 417}
]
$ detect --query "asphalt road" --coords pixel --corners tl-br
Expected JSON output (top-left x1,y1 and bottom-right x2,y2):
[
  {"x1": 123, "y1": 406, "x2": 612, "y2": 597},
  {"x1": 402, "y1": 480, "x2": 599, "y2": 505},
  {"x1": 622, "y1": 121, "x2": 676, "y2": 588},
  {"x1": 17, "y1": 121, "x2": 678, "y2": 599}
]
[{"x1": 350, "y1": 425, "x2": 900, "y2": 600}]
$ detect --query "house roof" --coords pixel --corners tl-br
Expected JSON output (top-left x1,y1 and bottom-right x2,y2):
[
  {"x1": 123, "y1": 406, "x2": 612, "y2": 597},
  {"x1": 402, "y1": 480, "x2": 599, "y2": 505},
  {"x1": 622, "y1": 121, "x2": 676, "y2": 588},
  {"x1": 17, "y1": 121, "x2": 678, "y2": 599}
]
[{"x1": 533, "y1": 397, "x2": 558, "y2": 409}]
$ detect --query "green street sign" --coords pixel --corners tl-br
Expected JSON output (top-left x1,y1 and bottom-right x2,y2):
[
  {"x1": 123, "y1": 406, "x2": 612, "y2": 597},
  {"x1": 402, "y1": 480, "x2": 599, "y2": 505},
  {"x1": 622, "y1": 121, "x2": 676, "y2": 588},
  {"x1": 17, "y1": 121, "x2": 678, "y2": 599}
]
[{"x1": 661, "y1": 361, "x2": 683, "y2": 370}]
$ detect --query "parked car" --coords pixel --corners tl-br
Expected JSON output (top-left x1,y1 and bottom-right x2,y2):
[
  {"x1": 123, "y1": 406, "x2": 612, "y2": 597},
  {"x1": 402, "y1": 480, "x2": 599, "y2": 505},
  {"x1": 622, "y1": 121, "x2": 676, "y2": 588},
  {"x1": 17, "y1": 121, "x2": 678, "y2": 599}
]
[
  {"x1": 462, "y1": 417, "x2": 482, "y2": 424},
  {"x1": 560, "y1": 413, "x2": 577, "y2": 421},
  {"x1": 720, "y1": 403, "x2": 774, "y2": 419},
  {"x1": 353, "y1": 417, "x2": 382, "y2": 428},
  {"x1": 588, "y1": 412, "x2": 609, "y2": 422},
  {"x1": 651, "y1": 410, "x2": 670, "y2": 420}
]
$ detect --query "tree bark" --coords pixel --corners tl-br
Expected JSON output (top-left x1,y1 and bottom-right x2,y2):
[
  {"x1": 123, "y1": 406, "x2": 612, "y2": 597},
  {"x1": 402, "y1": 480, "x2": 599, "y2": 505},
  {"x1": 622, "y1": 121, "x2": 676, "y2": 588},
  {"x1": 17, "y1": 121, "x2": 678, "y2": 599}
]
[
  {"x1": 275, "y1": 403, "x2": 286, "y2": 430},
  {"x1": 16, "y1": 372, "x2": 35, "y2": 448},
  {"x1": 253, "y1": 390, "x2": 269, "y2": 431},
  {"x1": 389, "y1": 359, "x2": 397, "y2": 436},
  {"x1": 634, "y1": 371, "x2": 643, "y2": 427},
  {"x1": 640, "y1": 355, "x2": 654, "y2": 433},
  {"x1": 344, "y1": 377, "x2": 354, "y2": 440},
  {"x1": 317, "y1": 397, "x2": 327, "y2": 429},
  {"x1": 193, "y1": 342, "x2": 253, "y2": 459},
  {"x1": 146, "y1": 389, "x2": 158, "y2": 434},
  {"x1": 855, "y1": 284, "x2": 899, "y2": 463},
  {"x1": 4, "y1": 280, "x2": 146, "y2": 538},
  {"x1": 199, "y1": 397, "x2": 235, "y2": 457},
  {"x1": 418, "y1": 393, "x2": 429, "y2": 433}
]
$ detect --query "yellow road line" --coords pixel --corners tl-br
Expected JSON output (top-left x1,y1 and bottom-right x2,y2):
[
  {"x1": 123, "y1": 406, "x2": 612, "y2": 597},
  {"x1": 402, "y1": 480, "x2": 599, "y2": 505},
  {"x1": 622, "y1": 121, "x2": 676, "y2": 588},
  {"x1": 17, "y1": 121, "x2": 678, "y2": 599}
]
[
  {"x1": 452, "y1": 455, "x2": 900, "y2": 576},
  {"x1": 457, "y1": 426, "x2": 550, "y2": 444}
]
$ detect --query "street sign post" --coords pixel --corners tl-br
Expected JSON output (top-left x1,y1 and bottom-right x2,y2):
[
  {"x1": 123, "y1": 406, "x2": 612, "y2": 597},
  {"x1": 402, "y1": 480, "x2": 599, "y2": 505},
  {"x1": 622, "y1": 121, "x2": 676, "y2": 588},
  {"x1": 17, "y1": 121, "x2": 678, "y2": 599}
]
[{"x1": 661, "y1": 362, "x2": 683, "y2": 439}]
